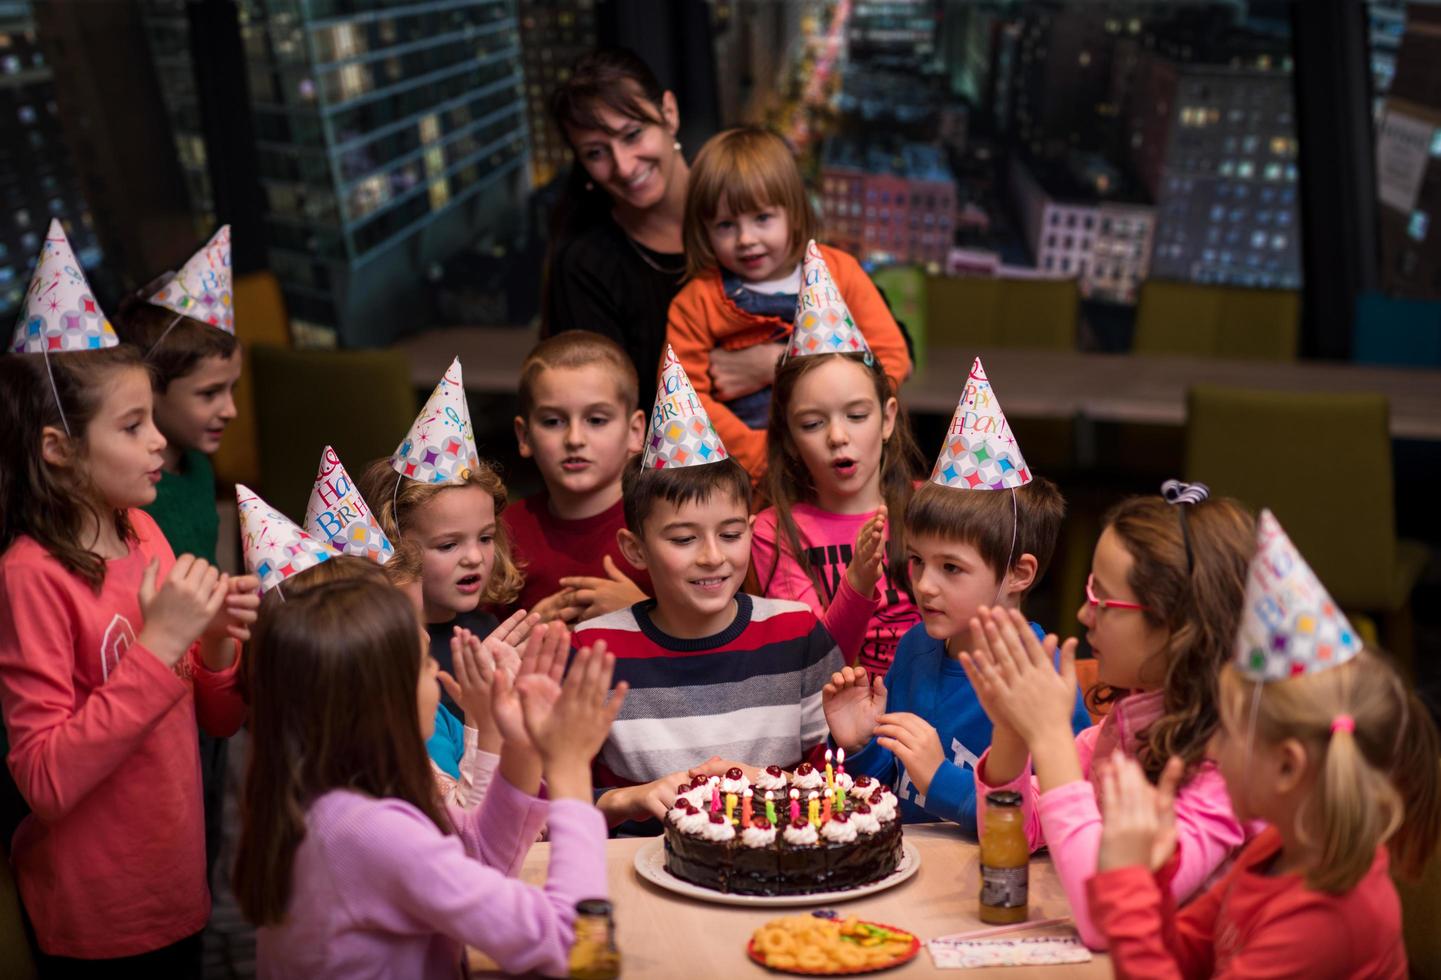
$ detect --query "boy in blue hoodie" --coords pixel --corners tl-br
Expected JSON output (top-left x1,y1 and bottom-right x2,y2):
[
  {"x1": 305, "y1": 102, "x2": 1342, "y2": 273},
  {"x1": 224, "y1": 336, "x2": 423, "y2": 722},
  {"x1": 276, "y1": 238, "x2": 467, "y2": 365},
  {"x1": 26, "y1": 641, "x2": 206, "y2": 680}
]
[{"x1": 823, "y1": 458, "x2": 1089, "y2": 832}]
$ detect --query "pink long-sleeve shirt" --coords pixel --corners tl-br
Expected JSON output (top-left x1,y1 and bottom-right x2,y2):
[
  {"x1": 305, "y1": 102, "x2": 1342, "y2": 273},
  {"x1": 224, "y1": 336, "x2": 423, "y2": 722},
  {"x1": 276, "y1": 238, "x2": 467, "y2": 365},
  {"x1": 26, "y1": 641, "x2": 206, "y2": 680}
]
[
  {"x1": 752, "y1": 503, "x2": 917, "y2": 677},
  {"x1": 257, "y1": 774, "x2": 607, "y2": 979},
  {"x1": 975, "y1": 689, "x2": 1248, "y2": 950},
  {"x1": 0, "y1": 509, "x2": 246, "y2": 958}
]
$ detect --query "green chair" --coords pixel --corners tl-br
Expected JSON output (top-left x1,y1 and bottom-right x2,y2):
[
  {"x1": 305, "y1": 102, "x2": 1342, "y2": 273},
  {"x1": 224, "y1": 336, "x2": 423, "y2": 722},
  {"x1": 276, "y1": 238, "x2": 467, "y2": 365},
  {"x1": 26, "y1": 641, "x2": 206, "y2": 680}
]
[
  {"x1": 1184, "y1": 385, "x2": 1429, "y2": 661},
  {"x1": 925, "y1": 275, "x2": 1078, "y2": 350},
  {"x1": 1135, "y1": 280, "x2": 1300, "y2": 361},
  {"x1": 872, "y1": 265, "x2": 927, "y2": 372},
  {"x1": 251, "y1": 346, "x2": 418, "y2": 519}
]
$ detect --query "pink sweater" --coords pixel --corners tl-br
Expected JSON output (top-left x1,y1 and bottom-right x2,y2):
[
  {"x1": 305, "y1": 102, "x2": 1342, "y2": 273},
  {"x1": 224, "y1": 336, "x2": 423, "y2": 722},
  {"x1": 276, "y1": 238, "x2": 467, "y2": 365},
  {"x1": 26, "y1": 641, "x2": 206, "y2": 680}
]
[
  {"x1": 258, "y1": 774, "x2": 606, "y2": 979},
  {"x1": 0, "y1": 510, "x2": 245, "y2": 957},
  {"x1": 975, "y1": 690, "x2": 1248, "y2": 951},
  {"x1": 752, "y1": 503, "x2": 918, "y2": 677}
]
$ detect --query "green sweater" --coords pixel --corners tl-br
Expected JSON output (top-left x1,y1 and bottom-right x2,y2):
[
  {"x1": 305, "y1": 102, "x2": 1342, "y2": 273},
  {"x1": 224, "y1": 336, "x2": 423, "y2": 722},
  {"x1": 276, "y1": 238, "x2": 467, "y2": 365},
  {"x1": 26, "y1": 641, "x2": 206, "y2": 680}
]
[{"x1": 145, "y1": 448, "x2": 220, "y2": 564}]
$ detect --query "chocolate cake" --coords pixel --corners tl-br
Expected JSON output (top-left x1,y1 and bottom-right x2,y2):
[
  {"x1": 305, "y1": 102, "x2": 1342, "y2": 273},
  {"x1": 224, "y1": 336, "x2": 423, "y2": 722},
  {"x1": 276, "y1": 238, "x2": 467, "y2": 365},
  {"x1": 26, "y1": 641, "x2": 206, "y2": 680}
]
[{"x1": 662, "y1": 766, "x2": 904, "y2": 896}]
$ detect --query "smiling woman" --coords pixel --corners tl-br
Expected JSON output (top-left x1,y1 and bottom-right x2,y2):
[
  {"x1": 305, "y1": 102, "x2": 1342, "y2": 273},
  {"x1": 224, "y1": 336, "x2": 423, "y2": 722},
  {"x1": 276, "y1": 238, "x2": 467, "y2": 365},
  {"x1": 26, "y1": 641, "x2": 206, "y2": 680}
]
[{"x1": 543, "y1": 48, "x2": 692, "y2": 397}]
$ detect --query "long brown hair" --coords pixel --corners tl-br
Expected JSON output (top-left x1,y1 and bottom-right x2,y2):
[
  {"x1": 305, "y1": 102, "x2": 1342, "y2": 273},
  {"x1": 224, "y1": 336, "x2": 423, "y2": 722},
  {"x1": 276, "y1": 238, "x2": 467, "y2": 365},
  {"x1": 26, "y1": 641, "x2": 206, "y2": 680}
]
[
  {"x1": 234, "y1": 576, "x2": 450, "y2": 925},
  {"x1": 0, "y1": 346, "x2": 149, "y2": 589},
  {"x1": 356, "y1": 458, "x2": 523, "y2": 605},
  {"x1": 682, "y1": 127, "x2": 818, "y2": 279},
  {"x1": 1103, "y1": 493, "x2": 1256, "y2": 782},
  {"x1": 761, "y1": 352, "x2": 922, "y2": 602},
  {"x1": 1220, "y1": 652, "x2": 1441, "y2": 893}
]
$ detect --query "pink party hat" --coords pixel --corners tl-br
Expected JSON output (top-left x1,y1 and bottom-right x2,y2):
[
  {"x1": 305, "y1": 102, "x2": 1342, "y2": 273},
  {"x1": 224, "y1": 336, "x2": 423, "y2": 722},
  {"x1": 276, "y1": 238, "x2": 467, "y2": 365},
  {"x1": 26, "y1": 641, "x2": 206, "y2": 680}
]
[
  {"x1": 786, "y1": 240, "x2": 871, "y2": 359},
  {"x1": 304, "y1": 446, "x2": 394, "y2": 563},
  {"x1": 930, "y1": 357, "x2": 1031, "y2": 490},
  {"x1": 237, "y1": 483, "x2": 336, "y2": 593},
  {"x1": 641, "y1": 345, "x2": 729, "y2": 469},
  {"x1": 10, "y1": 219, "x2": 118, "y2": 353},
  {"x1": 149, "y1": 225, "x2": 234, "y2": 334},
  {"x1": 1235, "y1": 510, "x2": 1362, "y2": 682},
  {"x1": 390, "y1": 356, "x2": 480, "y2": 485}
]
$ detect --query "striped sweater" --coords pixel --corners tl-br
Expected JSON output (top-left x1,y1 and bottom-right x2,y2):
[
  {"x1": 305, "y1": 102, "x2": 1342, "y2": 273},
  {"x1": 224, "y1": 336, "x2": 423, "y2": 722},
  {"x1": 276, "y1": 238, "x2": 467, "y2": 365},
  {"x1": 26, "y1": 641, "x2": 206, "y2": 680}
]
[{"x1": 575, "y1": 593, "x2": 843, "y2": 787}]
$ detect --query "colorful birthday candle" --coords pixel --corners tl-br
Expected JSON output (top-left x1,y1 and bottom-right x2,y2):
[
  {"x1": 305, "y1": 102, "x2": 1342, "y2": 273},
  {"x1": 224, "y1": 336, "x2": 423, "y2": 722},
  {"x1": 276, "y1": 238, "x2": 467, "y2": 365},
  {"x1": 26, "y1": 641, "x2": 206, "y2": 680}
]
[
  {"x1": 725, "y1": 793, "x2": 737, "y2": 825},
  {"x1": 710, "y1": 777, "x2": 721, "y2": 813},
  {"x1": 742, "y1": 788, "x2": 753, "y2": 829},
  {"x1": 765, "y1": 790, "x2": 776, "y2": 825},
  {"x1": 808, "y1": 791, "x2": 820, "y2": 827},
  {"x1": 835, "y1": 785, "x2": 845, "y2": 813},
  {"x1": 822, "y1": 792, "x2": 832, "y2": 823},
  {"x1": 789, "y1": 788, "x2": 801, "y2": 824},
  {"x1": 837, "y1": 746, "x2": 846, "y2": 776},
  {"x1": 824, "y1": 748, "x2": 834, "y2": 789}
]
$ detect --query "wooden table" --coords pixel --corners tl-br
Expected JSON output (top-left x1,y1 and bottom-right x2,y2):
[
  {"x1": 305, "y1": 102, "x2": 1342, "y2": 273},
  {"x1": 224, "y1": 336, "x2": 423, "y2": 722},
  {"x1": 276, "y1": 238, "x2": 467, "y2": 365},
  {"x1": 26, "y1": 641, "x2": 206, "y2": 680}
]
[
  {"x1": 469, "y1": 824, "x2": 1110, "y2": 979},
  {"x1": 395, "y1": 325, "x2": 1441, "y2": 440}
]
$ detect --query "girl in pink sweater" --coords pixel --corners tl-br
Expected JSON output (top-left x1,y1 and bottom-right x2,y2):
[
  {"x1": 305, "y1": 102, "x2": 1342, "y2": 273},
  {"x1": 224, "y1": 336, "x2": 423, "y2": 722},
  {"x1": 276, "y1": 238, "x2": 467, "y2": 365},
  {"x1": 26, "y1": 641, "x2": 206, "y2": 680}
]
[
  {"x1": 237, "y1": 575, "x2": 626, "y2": 979},
  {"x1": 752, "y1": 349, "x2": 924, "y2": 678},
  {"x1": 961, "y1": 484, "x2": 1257, "y2": 949},
  {"x1": 0, "y1": 346, "x2": 257, "y2": 970}
]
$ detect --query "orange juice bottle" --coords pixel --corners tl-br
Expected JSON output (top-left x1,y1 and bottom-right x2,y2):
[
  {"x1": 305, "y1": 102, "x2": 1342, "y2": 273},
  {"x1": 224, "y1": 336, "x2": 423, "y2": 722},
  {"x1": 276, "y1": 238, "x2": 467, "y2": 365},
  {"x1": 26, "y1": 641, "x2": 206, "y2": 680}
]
[{"x1": 979, "y1": 790, "x2": 1028, "y2": 924}]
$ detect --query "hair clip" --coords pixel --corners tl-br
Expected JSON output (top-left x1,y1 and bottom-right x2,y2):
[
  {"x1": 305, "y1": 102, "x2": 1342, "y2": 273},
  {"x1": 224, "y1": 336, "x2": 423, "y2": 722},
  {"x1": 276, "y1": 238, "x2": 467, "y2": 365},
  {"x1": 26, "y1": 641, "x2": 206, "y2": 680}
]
[{"x1": 1161, "y1": 479, "x2": 1209, "y2": 506}]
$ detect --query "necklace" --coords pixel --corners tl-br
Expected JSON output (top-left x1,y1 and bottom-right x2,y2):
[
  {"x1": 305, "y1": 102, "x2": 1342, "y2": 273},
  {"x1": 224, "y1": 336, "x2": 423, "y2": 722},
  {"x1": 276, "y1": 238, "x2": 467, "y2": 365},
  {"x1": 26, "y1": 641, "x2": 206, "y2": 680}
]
[{"x1": 622, "y1": 229, "x2": 685, "y2": 275}]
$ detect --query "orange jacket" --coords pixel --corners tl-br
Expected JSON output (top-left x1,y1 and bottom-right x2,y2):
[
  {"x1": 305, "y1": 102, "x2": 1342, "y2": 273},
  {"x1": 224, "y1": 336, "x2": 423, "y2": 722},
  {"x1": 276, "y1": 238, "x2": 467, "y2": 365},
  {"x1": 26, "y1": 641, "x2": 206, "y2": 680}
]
[{"x1": 664, "y1": 243, "x2": 912, "y2": 479}]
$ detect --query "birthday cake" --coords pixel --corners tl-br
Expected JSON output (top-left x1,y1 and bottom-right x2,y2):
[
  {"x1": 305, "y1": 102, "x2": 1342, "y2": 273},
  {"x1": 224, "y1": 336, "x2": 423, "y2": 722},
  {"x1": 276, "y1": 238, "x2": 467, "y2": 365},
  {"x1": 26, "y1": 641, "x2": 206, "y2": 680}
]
[{"x1": 663, "y1": 762, "x2": 904, "y2": 896}]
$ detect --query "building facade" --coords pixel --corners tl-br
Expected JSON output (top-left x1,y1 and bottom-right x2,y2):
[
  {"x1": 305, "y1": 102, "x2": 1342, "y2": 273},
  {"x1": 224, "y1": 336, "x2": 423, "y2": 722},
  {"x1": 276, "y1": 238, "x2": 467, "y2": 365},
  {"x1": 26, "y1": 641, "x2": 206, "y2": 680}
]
[
  {"x1": 239, "y1": 0, "x2": 529, "y2": 346},
  {"x1": 517, "y1": 0, "x2": 594, "y2": 189},
  {"x1": 821, "y1": 138, "x2": 957, "y2": 268}
]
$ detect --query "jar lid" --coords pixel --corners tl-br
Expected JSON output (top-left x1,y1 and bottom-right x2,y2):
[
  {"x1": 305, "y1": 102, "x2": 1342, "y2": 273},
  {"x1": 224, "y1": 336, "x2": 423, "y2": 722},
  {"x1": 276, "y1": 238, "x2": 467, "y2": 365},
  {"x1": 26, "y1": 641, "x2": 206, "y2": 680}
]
[
  {"x1": 986, "y1": 790, "x2": 1022, "y2": 808},
  {"x1": 576, "y1": 898, "x2": 613, "y2": 916}
]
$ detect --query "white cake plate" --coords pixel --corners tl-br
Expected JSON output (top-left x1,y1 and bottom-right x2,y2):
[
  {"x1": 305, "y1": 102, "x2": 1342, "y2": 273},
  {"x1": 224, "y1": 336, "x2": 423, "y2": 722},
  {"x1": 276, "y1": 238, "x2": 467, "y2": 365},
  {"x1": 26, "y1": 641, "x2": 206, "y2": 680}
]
[{"x1": 633, "y1": 839, "x2": 921, "y2": 908}]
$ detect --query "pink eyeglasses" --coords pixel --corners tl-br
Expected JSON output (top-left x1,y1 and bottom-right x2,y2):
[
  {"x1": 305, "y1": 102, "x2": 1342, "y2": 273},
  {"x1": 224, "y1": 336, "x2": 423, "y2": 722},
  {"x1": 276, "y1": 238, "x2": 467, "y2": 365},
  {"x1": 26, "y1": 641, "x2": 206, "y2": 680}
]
[{"x1": 1085, "y1": 574, "x2": 1152, "y2": 613}]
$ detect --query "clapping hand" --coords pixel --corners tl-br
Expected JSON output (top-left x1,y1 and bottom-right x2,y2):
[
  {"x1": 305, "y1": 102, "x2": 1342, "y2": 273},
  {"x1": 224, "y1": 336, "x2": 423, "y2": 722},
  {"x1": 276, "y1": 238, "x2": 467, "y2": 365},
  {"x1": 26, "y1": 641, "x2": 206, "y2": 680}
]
[
  {"x1": 137, "y1": 556, "x2": 229, "y2": 668},
  {"x1": 1097, "y1": 753, "x2": 1184, "y2": 873},
  {"x1": 823, "y1": 666, "x2": 888, "y2": 754},
  {"x1": 558, "y1": 555, "x2": 648, "y2": 623},
  {"x1": 958, "y1": 606, "x2": 1078, "y2": 743},
  {"x1": 844, "y1": 506, "x2": 888, "y2": 599}
]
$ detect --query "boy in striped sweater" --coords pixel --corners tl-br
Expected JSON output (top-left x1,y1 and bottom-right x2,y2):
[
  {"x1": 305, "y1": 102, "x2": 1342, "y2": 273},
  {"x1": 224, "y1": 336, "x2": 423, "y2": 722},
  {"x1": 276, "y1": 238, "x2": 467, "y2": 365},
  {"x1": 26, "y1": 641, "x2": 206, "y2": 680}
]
[{"x1": 576, "y1": 348, "x2": 844, "y2": 831}]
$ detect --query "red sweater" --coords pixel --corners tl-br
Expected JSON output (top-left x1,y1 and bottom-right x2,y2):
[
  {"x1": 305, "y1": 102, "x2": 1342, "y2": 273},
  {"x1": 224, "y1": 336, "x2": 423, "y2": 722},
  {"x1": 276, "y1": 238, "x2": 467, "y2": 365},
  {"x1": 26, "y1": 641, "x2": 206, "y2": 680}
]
[
  {"x1": 0, "y1": 510, "x2": 246, "y2": 958},
  {"x1": 501, "y1": 492, "x2": 652, "y2": 615},
  {"x1": 1087, "y1": 827, "x2": 1406, "y2": 979}
]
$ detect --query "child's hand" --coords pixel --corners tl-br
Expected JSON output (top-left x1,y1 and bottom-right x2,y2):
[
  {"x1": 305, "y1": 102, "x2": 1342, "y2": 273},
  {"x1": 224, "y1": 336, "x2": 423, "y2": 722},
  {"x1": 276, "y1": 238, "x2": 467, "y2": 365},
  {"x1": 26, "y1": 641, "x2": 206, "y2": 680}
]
[
  {"x1": 202, "y1": 572, "x2": 261, "y2": 641},
  {"x1": 688, "y1": 756, "x2": 762, "y2": 782},
  {"x1": 558, "y1": 555, "x2": 647, "y2": 622},
  {"x1": 439, "y1": 627, "x2": 503, "y2": 745},
  {"x1": 489, "y1": 607, "x2": 541, "y2": 657},
  {"x1": 874, "y1": 712, "x2": 946, "y2": 794},
  {"x1": 137, "y1": 556, "x2": 228, "y2": 667},
  {"x1": 520, "y1": 641, "x2": 628, "y2": 800},
  {"x1": 709, "y1": 342, "x2": 785, "y2": 400},
  {"x1": 488, "y1": 622, "x2": 570, "y2": 752},
  {"x1": 530, "y1": 586, "x2": 582, "y2": 625},
  {"x1": 1098, "y1": 753, "x2": 1184, "y2": 873},
  {"x1": 960, "y1": 606, "x2": 1078, "y2": 746},
  {"x1": 822, "y1": 666, "x2": 887, "y2": 754},
  {"x1": 844, "y1": 506, "x2": 888, "y2": 599}
]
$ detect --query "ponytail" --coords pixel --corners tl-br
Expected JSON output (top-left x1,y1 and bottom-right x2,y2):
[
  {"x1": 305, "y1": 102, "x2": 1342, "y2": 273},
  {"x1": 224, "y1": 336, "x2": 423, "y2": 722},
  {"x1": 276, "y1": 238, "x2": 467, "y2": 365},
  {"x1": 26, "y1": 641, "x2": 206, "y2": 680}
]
[{"x1": 1308, "y1": 712, "x2": 1404, "y2": 893}]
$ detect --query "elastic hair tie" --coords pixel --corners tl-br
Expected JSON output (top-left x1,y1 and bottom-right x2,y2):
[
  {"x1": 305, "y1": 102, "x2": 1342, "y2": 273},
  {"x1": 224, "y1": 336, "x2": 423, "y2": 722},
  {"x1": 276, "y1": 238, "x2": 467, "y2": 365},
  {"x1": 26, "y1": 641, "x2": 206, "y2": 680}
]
[
  {"x1": 1161, "y1": 479, "x2": 1209, "y2": 573},
  {"x1": 1331, "y1": 714, "x2": 1355, "y2": 735}
]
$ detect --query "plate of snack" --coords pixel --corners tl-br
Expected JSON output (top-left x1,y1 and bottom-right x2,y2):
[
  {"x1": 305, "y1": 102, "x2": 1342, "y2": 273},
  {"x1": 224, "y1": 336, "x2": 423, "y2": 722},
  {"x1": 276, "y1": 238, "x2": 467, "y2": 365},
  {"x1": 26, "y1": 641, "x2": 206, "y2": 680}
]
[
  {"x1": 634, "y1": 766, "x2": 919, "y2": 907},
  {"x1": 748, "y1": 913, "x2": 919, "y2": 975}
]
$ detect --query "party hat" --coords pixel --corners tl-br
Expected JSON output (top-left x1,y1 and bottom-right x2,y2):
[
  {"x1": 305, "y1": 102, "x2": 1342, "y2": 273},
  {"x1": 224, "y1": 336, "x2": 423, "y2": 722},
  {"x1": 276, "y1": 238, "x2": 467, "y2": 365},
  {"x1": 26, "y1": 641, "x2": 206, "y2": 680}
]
[
  {"x1": 237, "y1": 483, "x2": 336, "y2": 593},
  {"x1": 149, "y1": 225, "x2": 234, "y2": 334},
  {"x1": 786, "y1": 240, "x2": 871, "y2": 359},
  {"x1": 641, "y1": 344, "x2": 729, "y2": 469},
  {"x1": 1235, "y1": 509, "x2": 1362, "y2": 682},
  {"x1": 930, "y1": 357, "x2": 1031, "y2": 490},
  {"x1": 390, "y1": 356, "x2": 479, "y2": 485},
  {"x1": 10, "y1": 219, "x2": 118, "y2": 353},
  {"x1": 304, "y1": 446, "x2": 394, "y2": 563}
]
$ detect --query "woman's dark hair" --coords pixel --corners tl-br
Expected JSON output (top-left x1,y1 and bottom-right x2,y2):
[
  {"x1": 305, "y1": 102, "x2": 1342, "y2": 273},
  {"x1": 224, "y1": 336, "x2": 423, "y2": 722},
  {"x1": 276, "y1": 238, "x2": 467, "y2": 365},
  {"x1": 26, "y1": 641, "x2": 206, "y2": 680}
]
[
  {"x1": 542, "y1": 48, "x2": 670, "y2": 331},
  {"x1": 0, "y1": 347, "x2": 151, "y2": 589},
  {"x1": 234, "y1": 576, "x2": 449, "y2": 925},
  {"x1": 113, "y1": 283, "x2": 237, "y2": 391}
]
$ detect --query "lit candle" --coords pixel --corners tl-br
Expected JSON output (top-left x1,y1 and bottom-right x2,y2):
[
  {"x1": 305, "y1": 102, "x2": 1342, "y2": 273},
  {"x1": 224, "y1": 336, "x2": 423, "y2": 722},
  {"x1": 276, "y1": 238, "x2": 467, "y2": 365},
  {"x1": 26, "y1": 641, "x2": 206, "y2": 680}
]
[
  {"x1": 824, "y1": 748, "x2": 834, "y2": 789},
  {"x1": 789, "y1": 788, "x2": 801, "y2": 824},
  {"x1": 822, "y1": 792, "x2": 832, "y2": 823},
  {"x1": 710, "y1": 777, "x2": 720, "y2": 813},
  {"x1": 835, "y1": 784, "x2": 845, "y2": 813},
  {"x1": 837, "y1": 746, "x2": 846, "y2": 776},
  {"x1": 725, "y1": 792, "x2": 737, "y2": 825},
  {"x1": 808, "y1": 790, "x2": 820, "y2": 828},
  {"x1": 765, "y1": 790, "x2": 777, "y2": 825},
  {"x1": 742, "y1": 788, "x2": 753, "y2": 828}
]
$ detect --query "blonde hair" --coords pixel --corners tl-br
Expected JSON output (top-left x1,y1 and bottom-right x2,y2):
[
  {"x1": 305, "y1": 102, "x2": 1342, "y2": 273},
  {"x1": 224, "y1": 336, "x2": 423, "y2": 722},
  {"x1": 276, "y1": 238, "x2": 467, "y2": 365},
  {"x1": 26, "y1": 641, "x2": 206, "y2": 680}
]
[
  {"x1": 682, "y1": 127, "x2": 817, "y2": 279},
  {"x1": 517, "y1": 330, "x2": 638, "y2": 419},
  {"x1": 356, "y1": 458, "x2": 523, "y2": 606},
  {"x1": 1220, "y1": 651, "x2": 1441, "y2": 893},
  {"x1": 382, "y1": 538, "x2": 424, "y2": 588}
]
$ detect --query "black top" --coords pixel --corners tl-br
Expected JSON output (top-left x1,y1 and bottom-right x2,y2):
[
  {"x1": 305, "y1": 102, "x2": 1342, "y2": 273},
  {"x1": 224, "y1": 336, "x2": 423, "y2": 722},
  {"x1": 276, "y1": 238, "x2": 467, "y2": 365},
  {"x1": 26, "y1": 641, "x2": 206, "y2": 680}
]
[
  {"x1": 547, "y1": 216, "x2": 685, "y2": 401},
  {"x1": 426, "y1": 608, "x2": 499, "y2": 717}
]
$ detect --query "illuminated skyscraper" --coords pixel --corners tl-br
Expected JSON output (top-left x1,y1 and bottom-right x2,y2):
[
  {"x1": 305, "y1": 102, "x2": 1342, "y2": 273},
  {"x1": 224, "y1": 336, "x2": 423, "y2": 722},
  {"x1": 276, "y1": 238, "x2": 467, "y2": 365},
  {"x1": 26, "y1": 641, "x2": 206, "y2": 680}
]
[{"x1": 517, "y1": 0, "x2": 595, "y2": 189}]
